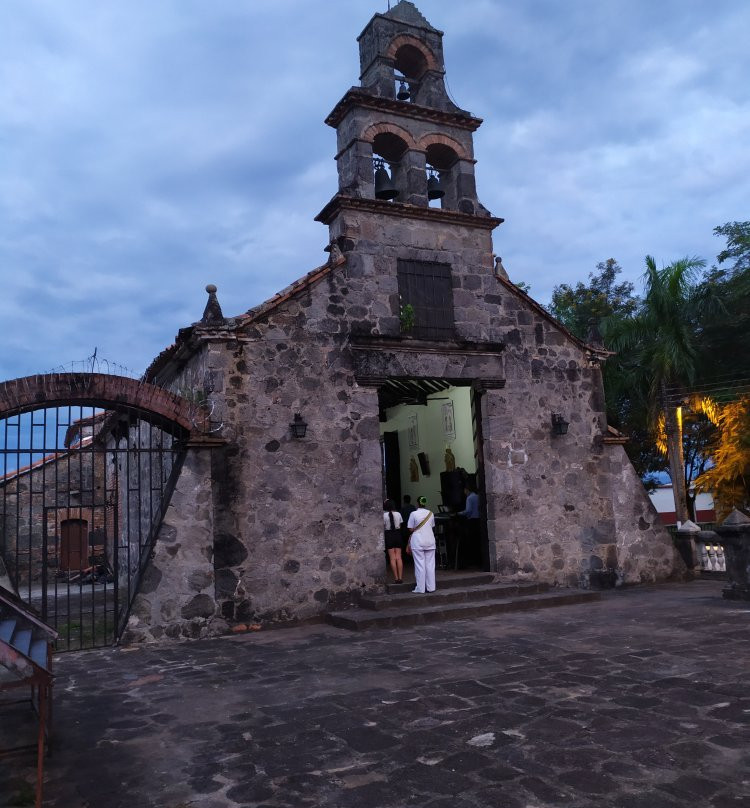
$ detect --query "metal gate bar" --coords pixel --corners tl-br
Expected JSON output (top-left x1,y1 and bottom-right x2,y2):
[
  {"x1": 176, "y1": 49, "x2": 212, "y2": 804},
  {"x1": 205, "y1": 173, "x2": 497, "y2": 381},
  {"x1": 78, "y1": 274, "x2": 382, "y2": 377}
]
[{"x1": 0, "y1": 404, "x2": 186, "y2": 651}]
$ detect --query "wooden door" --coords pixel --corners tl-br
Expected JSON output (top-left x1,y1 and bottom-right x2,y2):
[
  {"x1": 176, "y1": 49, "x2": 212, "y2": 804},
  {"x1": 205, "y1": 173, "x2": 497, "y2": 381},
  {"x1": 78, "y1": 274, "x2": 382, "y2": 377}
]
[
  {"x1": 382, "y1": 431, "x2": 402, "y2": 507},
  {"x1": 60, "y1": 519, "x2": 88, "y2": 571}
]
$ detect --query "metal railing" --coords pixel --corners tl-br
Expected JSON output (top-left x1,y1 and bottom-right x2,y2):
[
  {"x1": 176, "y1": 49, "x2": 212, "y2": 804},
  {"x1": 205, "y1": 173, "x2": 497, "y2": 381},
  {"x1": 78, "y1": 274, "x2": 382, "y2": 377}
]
[{"x1": 695, "y1": 540, "x2": 727, "y2": 573}]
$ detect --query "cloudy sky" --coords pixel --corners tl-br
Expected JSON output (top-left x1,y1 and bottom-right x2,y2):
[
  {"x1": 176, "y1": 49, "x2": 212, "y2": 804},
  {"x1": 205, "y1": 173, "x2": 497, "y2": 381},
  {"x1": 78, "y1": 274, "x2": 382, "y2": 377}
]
[{"x1": 1, "y1": 0, "x2": 748, "y2": 381}]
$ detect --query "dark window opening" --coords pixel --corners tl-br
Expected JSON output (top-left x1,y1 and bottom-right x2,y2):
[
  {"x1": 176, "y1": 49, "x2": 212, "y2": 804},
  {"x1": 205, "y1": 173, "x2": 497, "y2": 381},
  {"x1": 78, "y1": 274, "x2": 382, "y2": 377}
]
[
  {"x1": 394, "y1": 44, "x2": 428, "y2": 80},
  {"x1": 373, "y1": 132, "x2": 409, "y2": 202},
  {"x1": 397, "y1": 260, "x2": 455, "y2": 340}
]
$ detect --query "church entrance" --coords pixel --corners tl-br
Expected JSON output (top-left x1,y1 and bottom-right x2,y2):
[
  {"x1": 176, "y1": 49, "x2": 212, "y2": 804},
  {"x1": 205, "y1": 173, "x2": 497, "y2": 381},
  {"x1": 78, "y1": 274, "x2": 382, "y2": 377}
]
[{"x1": 378, "y1": 379, "x2": 489, "y2": 576}]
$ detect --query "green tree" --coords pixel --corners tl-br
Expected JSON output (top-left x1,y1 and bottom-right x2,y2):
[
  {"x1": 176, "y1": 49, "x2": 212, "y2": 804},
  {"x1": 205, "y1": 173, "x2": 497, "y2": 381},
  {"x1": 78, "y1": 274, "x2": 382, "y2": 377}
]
[
  {"x1": 713, "y1": 220, "x2": 750, "y2": 276},
  {"x1": 549, "y1": 258, "x2": 638, "y2": 341},
  {"x1": 694, "y1": 396, "x2": 750, "y2": 516},
  {"x1": 694, "y1": 224, "x2": 750, "y2": 386},
  {"x1": 548, "y1": 232, "x2": 750, "y2": 511},
  {"x1": 550, "y1": 259, "x2": 656, "y2": 481},
  {"x1": 604, "y1": 255, "x2": 707, "y2": 523}
]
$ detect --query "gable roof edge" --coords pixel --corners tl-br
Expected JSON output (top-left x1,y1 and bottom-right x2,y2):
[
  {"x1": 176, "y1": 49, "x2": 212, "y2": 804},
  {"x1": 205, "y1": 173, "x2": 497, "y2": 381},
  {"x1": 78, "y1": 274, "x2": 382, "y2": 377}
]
[
  {"x1": 236, "y1": 255, "x2": 347, "y2": 330},
  {"x1": 493, "y1": 273, "x2": 612, "y2": 360}
]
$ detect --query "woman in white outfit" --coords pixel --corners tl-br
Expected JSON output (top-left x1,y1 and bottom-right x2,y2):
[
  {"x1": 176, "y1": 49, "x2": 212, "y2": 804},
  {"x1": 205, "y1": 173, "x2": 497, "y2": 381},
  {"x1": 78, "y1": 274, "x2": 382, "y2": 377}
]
[{"x1": 406, "y1": 496, "x2": 436, "y2": 594}]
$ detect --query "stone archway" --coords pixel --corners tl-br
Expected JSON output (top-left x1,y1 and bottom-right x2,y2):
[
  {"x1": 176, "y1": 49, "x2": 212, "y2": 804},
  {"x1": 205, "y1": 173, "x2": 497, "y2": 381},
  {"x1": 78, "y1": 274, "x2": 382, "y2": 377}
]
[
  {"x1": 0, "y1": 373, "x2": 206, "y2": 436},
  {"x1": 0, "y1": 372, "x2": 214, "y2": 649}
]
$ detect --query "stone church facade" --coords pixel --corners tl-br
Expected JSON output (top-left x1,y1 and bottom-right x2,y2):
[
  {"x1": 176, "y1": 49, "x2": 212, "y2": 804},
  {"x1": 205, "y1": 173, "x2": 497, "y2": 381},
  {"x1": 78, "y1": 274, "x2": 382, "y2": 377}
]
[{"x1": 126, "y1": 2, "x2": 683, "y2": 641}]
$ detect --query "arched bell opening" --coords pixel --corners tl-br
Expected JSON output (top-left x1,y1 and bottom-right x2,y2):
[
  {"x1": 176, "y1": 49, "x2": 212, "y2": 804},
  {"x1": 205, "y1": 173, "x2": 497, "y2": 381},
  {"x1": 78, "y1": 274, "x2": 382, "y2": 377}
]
[
  {"x1": 425, "y1": 143, "x2": 459, "y2": 210},
  {"x1": 372, "y1": 132, "x2": 409, "y2": 202},
  {"x1": 393, "y1": 43, "x2": 428, "y2": 104}
]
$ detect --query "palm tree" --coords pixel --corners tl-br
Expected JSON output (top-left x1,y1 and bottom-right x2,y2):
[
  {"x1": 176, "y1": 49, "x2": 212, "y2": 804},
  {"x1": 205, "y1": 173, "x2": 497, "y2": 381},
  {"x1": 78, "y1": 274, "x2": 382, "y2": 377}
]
[{"x1": 604, "y1": 255, "x2": 707, "y2": 524}]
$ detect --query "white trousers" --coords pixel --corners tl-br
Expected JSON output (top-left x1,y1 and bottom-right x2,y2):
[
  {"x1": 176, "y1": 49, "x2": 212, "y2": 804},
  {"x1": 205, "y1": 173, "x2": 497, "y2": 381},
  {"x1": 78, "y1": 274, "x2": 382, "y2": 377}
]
[{"x1": 412, "y1": 546, "x2": 436, "y2": 593}]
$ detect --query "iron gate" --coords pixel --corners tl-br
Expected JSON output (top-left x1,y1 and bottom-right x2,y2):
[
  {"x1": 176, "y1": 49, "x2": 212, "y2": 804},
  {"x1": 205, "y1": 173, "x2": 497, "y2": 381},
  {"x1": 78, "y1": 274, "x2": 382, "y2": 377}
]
[{"x1": 0, "y1": 403, "x2": 186, "y2": 650}]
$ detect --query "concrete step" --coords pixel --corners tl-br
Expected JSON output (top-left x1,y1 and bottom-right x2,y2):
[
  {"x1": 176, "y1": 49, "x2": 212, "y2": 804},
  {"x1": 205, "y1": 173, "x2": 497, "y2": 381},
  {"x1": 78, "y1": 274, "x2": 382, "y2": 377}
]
[
  {"x1": 327, "y1": 589, "x2": 602, "y2": 631},
  {"x1": 361, "y1": 581, "x2": 549, "y2": 611},
  {"x1": 385, "y1": 572, "x2": 497, "y2": 594}
]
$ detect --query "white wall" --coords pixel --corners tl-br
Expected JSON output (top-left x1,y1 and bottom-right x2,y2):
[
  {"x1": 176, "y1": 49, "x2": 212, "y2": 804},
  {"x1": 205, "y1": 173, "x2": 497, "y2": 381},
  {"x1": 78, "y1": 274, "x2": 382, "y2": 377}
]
[
  {"x1": 649, "y1": 486, "x2": 714, "y2": 514},
  {"x1": 380, "y1": 386, "x2": 476, "y2": 509}
]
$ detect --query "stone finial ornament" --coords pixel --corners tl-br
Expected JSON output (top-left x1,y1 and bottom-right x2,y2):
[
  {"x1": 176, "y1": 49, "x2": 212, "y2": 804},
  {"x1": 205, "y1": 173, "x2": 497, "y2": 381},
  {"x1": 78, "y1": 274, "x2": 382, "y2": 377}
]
[
  {"x1": 716, "y1": 507, "x2": 750, "y2": 601},
  {"x1": 326, "y1": 238, "x2": 343, "y2": 265},
  {"x1": 494, "y1": 256, "x2": 509, "y2": 281},
  {"x1": 676, "y1": 519, "x2": 700, "y2": 534},
  {"x1": 201, "y1": 284, "x2": 225, "y2": 326},
  {"x1": 721, "y1": 508, "x2": 750, "y2": 527}
]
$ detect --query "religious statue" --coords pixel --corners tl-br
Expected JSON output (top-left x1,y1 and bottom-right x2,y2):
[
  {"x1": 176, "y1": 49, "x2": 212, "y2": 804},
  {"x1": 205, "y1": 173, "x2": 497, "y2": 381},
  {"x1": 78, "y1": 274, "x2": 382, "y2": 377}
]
[{"x1": 444, "y1": 447, "x2": 456, "y2": 471}]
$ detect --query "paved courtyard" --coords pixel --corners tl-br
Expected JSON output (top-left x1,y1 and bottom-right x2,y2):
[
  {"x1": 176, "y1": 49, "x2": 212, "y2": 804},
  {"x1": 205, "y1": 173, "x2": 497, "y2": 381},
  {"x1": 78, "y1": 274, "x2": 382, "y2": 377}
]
[{"x1": 2, "y1": 579, "x2": 750, "y2": 808}]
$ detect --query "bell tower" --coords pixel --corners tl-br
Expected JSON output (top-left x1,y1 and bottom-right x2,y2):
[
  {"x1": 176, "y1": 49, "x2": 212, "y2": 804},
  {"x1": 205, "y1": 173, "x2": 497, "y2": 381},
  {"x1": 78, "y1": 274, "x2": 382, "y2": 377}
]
[
  {"x1": 318, "y1": 0, "x2": 496, "y2": 215},
  {"x1": 316, "y1": 1, "x2": 503, "y2": 343}
]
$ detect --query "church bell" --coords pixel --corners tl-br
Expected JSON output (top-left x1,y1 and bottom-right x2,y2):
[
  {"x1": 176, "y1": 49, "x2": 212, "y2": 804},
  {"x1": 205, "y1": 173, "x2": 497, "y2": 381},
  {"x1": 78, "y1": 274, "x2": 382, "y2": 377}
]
[
  {"x1": 374, "y1": 158, "x2": 399, "y2": 200},
  {"x1": 427, "y1": 170, "x2": 445, "y2": 201},
  {"x1": 397, "y1": 81, "x2": 411, "y2": 101}
]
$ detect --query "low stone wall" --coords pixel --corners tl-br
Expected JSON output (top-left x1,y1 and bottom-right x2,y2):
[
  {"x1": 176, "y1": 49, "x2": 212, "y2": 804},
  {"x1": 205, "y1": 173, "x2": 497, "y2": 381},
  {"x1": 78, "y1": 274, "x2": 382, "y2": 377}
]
[{"x1": 609, "y1": 445, "x2": 687, "y2": 584}]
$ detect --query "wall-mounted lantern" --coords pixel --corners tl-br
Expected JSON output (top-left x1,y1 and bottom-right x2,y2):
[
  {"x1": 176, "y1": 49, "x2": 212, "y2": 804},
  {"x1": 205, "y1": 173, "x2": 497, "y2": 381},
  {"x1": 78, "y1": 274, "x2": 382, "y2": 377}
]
[
  {"x1": 290, "y1": 413, "x2": 308, "y2": 440},
  {"x1": 551, "y1": 413, "x2": 569, "y2": 436}
]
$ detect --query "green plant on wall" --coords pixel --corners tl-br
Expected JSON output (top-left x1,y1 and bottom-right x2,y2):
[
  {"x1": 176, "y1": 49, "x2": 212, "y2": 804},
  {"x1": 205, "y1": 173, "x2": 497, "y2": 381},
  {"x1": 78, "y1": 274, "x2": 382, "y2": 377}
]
[
  {"x1": 400, "y1": 303, "x2": 415, "y2": 332},
  {"x1": 177, "y1": 386, "x2": 208, "y2": 407}
]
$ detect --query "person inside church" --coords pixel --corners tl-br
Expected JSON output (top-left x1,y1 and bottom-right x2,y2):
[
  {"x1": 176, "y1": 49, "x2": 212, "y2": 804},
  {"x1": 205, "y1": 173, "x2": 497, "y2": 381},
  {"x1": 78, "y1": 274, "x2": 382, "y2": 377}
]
[
  {"x1": 406, "y1": 496, "x2": 436, "y2": 594},
  {"x1": 458, "y1": 484, "x2": 481, "y2": 567},
  {"x1": 399, "y1": 493, "x2": 417, "y2": 553},
  {"x1": 400, "y1": 494, "x2": 416, "y2": 523},
  {"x1": 383, "y1": 499, "x2": 404, "y2": 583}
]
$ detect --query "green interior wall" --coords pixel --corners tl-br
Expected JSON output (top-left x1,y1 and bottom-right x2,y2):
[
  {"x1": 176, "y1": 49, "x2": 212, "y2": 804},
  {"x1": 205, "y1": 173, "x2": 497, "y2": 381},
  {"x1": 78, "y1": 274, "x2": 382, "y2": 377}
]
[{"x1": 379, "y1": 385, "x2": 476, "y2": 509}]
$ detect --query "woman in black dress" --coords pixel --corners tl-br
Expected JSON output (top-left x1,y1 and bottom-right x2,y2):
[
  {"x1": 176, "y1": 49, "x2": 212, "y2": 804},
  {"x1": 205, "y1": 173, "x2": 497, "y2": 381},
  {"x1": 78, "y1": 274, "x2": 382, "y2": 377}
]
[{"x1": 383, "y1": 499, "x2": 404, "y2": 583}]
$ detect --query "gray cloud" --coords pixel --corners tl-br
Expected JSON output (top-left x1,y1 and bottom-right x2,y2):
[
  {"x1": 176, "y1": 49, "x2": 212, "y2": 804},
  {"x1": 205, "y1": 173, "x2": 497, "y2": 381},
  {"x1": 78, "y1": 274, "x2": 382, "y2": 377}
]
[{"x1": 1, "y1": 0, "x2": 748, "y2": 380}]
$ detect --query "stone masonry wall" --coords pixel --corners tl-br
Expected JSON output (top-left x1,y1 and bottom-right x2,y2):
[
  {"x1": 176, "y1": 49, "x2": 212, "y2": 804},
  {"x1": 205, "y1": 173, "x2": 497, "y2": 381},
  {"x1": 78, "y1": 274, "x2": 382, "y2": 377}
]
[
  {"x1": 123, "y1": 446, "x2": 218, "y2": 643},
  {"x1": 0, "y1": 449, "x2": 107, "y2": 586},
  {"x1": 323, "y1": 208, "x2": 680, "y2": 588},
  {"x1": 608, "y1": 444, "x2": 685, "y2": 583},
  {"x1": 129, "y1": 211, "x2": 683, "y2": 637},
  {"x1": 327, "y1": 208, "x2": 496, "y2": 341},
  {"x1": 207, "y1": 323, "x2": 385, "y2": 626}
]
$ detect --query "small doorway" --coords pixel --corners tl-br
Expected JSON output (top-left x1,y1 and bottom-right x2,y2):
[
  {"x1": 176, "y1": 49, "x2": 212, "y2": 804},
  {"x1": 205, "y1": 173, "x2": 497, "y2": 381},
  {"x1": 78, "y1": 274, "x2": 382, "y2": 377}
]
[
  {"x1": 378, "y1": 379, "x2": 488, "y2": 574},
  {"x1": 60, "y1": 518, "x2": 89, "y2": 571}
]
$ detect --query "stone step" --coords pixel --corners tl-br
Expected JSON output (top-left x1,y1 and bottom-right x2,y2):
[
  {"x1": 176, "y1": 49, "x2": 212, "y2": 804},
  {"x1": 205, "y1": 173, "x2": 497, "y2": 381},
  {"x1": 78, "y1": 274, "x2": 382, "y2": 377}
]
[
  {"x1": 360, "y1": 581, "x2": 549, "y2": 611},
  {"x1": 385, "y1": 572, "x2": 496, "y2": 594},
  {"x1": 327, "y1": 589, "x2": 601, "y2": 631}
]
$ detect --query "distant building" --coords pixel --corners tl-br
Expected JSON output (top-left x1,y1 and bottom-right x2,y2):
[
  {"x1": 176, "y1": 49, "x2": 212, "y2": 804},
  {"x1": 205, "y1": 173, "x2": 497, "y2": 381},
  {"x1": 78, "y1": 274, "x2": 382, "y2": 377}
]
[{"x1": 649, "y1": 485, "x2": 716, "y2": 526}]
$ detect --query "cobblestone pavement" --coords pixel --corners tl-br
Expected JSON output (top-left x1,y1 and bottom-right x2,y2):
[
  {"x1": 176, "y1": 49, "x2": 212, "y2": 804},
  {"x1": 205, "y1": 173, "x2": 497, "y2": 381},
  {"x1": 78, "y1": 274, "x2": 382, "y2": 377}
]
[{"x1": 2, "y1": 580, "x2": 750, "y2": 808}]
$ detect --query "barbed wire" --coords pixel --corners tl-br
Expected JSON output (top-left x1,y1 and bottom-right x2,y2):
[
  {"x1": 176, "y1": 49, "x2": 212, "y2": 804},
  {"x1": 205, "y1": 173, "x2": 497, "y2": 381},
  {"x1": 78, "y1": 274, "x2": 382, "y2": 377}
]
[
  {"x1": 43, "y1": 350, "x2": 139, "y2": 380},
  {"x1": 5, "y1": 351, "x2": 224, "y2": 436}
]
